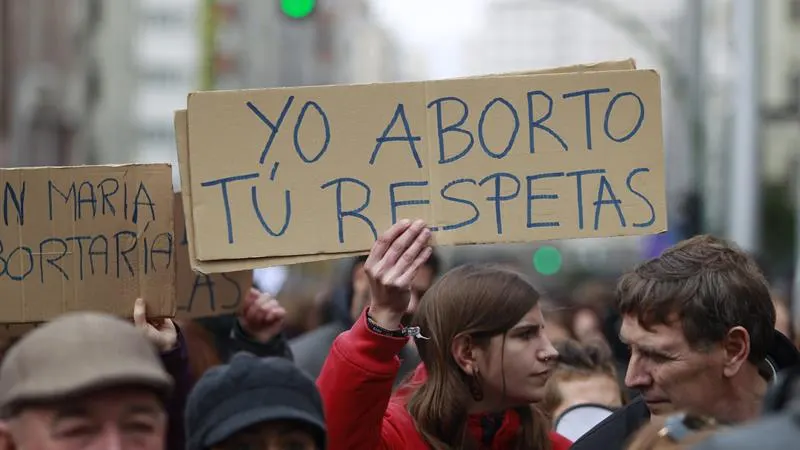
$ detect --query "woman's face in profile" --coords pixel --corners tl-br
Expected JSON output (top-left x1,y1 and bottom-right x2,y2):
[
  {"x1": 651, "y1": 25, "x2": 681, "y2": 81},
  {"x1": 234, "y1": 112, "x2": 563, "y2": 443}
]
[{"x1": 476, "y1": 304, "x2": 559, "y2": 406}]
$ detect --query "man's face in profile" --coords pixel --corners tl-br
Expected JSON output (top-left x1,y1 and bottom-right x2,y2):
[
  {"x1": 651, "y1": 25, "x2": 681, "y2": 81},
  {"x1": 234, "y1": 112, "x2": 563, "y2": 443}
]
[{"x1": 620, "y1": 315, "x2": 728, "y2": 419}]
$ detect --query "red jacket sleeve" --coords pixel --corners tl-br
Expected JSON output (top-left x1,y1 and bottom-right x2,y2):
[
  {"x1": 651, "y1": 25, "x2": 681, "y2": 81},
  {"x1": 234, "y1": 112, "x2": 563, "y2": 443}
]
[{"x1": 317, "y1": 309, "x2": 409, "y2": 450}]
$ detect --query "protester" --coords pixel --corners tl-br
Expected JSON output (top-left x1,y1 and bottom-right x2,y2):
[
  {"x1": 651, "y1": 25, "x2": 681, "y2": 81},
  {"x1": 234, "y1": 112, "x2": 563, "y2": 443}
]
[
  {"x1": 179, "y1": 287, "x2": 294, "y2": 384},
  {"x1": 133, "y1": 298, "x2": 192, "y2": 450},
  {"x1": 195, "y1": 287, "x2": 294, "y2": 364},
  {"x1": 317, "y1": 219, "x2": 571, "y2": 450},
  {"x1": 291, "y1": 251, "x2": 440, "y2": 385},
  {"x1": 625, "y1": 413, "x2": 720, "y2": 450},
  {"x1": 0, "y1": 311, "x2": 174, "y2": 450},
  {"x1": 185, "y1": 353, "x2": 325, "y2": 450},
  {"x1": 570, "y1": 235, "x2": 800, "y2": 450},
  {"x1": 543, "y1": 340, "x2": 625, "y2": 421}
]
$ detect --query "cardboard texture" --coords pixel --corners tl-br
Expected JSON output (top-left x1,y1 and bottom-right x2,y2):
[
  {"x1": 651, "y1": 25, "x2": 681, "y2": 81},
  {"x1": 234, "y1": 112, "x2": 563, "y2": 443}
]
[
  {"x1": 0, "y1": 323, "x2": 40, "y2": 340},
  {"x1": 174, "y1": 111, "x2": 363, "y2": 274},
  {"x1": 0, "y1": 165, "x2": 176, "y2": 323},
  {"x1": 174, "y1": 192, "x2": 253, "y2": 317},
  {"x1": 177, "y1": 59, "x2": 667, "y2": 273}
]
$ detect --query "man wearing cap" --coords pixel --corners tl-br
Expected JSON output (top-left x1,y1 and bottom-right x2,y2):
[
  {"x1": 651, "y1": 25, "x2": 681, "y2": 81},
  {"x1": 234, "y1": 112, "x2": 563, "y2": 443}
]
[
  {"x1": 185, "y1": 353, "x2": 325, "y2": 450},
  {"x1": 570, "y1": 235, "x2": 800, "y2": 450},
  {"x1": 0, "y1": 310, "x2": 174, "y2": 450}
]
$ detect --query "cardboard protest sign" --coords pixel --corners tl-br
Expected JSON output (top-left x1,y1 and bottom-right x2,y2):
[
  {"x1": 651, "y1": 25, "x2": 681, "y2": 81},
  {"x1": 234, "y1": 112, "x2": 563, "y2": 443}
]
[
  {"x1": 174, "y1": 112, "x2": 357, "y2": 274},
  {"x1": 175, "y1": 60, "x2": 639, "y2": 273},
  {"x1": 179, "y1": 59, "x2": 666, "y2": 272},
  {"x1": 0, "y1": 165, "x2": 176, "y2": 322},
  {"x1": 174, "y1": 192, "x2": 252, "y2": 317}
]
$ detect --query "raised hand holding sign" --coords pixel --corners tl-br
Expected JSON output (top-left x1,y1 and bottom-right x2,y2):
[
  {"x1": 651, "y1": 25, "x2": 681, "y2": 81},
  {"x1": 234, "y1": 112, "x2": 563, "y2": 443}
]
[{"x1": 364, "y1": 219, "x2": 432, "y2": 330}]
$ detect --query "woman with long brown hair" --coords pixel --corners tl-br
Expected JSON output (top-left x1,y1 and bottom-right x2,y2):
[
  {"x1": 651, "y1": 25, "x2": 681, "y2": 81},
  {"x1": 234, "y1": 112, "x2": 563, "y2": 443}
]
[{"x1": 318, "y1": 220, "x2": 571, "y2": 450}]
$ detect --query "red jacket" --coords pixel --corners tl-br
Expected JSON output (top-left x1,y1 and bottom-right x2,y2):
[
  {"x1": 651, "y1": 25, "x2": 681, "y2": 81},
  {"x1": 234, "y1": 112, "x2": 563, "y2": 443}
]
[{"x1": 317, "y1": 311, "x2": 572, "y2": 450}]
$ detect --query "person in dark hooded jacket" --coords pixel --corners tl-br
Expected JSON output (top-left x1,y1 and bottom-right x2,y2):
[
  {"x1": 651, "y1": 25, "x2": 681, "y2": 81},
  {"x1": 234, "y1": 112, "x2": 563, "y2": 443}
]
[{"x1": 290, "y1": 253, "x2": 440, "y2": 386}]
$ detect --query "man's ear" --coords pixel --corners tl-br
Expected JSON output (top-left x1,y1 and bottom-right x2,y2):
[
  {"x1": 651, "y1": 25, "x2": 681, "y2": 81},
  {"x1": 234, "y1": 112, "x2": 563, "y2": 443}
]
[
  {"x1": 0, "y1": 421, "x2": 18, "y2": 450},
  {"x1": 451, "y1": 334, "x2": 477, "y2": 374},
  {"x1": 722, "y1": 326, "x2": 751, "y2": 378}
]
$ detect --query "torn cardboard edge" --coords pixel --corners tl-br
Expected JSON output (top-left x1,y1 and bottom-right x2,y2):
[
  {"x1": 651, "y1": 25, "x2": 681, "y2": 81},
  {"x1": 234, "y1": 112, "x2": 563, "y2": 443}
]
[{"x1": 176, "y1": 59, "x2": 642, "y2": 274}]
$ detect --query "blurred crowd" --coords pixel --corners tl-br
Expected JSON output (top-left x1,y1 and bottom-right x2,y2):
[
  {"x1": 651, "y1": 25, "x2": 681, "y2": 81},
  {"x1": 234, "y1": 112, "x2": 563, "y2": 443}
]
[{"x1": 0, "y1": 221, "x2": 798, "y2": 450}]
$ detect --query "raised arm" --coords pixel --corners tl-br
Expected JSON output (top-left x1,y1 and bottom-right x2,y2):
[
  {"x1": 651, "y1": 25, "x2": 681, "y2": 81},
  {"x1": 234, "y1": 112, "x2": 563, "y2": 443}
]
[{"x1": 317, "y1": 219, "x2": 432, "y2": 450}]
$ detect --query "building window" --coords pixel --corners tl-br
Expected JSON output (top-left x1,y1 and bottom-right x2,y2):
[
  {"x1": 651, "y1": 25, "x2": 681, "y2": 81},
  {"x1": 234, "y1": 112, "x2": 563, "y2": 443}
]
[
  {"x1": 140, "y1": 9, "x2": 187, "y2": 27},
  {"x1": 139, "y1": 67, "x2": 187, "y2": 85},
  {"x1": 138, "y1": 125, "x2": 175, "y2": 145}
]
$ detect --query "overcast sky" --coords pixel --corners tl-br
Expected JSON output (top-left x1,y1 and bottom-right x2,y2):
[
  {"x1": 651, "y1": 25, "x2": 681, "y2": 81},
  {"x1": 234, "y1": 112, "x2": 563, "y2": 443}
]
[{"x1": 368, "y1": 0, "x2": 487, "y2": 78}]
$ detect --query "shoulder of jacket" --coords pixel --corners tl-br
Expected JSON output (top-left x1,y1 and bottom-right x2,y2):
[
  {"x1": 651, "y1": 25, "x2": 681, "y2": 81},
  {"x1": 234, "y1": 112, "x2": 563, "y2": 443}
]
[{"x1": 570, "y1": 396, "x2": 648, "y2": 448}]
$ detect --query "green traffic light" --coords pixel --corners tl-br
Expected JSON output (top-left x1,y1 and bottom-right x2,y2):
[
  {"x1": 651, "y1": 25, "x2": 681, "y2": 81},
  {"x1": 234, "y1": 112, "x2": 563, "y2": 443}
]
[
  {"x1": 533, "y1": 246, "x2": 562, "y2": 276},
  {"x1": 281, "y1": 0, "x2": 315, "y2": 19}
]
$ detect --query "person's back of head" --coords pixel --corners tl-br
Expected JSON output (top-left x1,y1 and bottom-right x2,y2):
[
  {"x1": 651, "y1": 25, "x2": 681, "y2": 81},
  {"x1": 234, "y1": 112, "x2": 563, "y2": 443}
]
[
  {"x1": 185, "y1": 353, "x2": 325, "y2": 450},
  {"x1": 408, "y1": 263, "x2": 557, "y2": 450},
  {"x1": 0, "y1": 312, "x2": 172, "y2": 450},
  {"x1": 543, "y1": 339, "x2": 625, "y2": 420}
]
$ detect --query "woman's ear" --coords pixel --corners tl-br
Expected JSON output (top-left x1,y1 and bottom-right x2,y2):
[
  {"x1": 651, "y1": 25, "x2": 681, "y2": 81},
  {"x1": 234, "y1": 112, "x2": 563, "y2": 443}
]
[{"x1": 451, "y1": 334, "x2": 477, "y2": 374}]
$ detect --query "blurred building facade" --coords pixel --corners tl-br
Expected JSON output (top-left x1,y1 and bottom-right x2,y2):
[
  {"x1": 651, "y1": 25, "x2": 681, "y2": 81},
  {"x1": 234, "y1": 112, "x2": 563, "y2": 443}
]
[
  {"x1": 85, "y1": 0, "x2": 200, "y2": 187},
  {"x1": 1, "y1": 0, "x2": 402, "y2": 180},
  {"x1": 0, "y1": 0, "x2": 101, "y2": 167},
  {"x1": 209, "y1": 0, "x2": 401, "y2": 90},
  {"x1": 761, "y1": 0, "x2": 800, "y2": 181},
  {"x1": 459, "y1": 0, "x2": 695, "y2": 266}
]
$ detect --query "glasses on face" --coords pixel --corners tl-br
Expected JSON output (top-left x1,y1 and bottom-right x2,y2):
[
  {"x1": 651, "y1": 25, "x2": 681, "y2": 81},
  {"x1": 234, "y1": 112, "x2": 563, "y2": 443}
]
[{"x1": 657, "y1": 413, "x2": 718, "y2": 442}]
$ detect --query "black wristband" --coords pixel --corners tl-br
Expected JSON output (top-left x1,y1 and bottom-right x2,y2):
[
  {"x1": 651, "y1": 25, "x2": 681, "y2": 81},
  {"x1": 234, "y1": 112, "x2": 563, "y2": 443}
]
[
  {"x1": 366, "y1": 314, "x2": 429, "y2": 340},
  {"x1": 366, "y1": 314, "x2": 406, "y2": 338}
]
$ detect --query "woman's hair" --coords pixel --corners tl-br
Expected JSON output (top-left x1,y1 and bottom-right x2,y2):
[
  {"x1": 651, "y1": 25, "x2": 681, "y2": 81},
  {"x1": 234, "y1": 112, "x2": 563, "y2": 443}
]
[
  {"x1": 407, "y1": 263, "x2": 551, "y2": 450},
  {"x1": 542, "y1": 339, "x2": 626, "y2": 417},
  {"x1": 175, "y1": 319, "x2": 223, "y2": 382},
  {"x1": 626, "y1": 413, "x2": 719, "y2": 450}
]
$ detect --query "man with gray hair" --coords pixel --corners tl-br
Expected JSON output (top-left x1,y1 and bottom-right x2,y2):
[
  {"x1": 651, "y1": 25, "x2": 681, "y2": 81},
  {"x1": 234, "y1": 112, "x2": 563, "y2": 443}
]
[{"x1": 0, "y1": 311, "x2": 174, "y2": 450}]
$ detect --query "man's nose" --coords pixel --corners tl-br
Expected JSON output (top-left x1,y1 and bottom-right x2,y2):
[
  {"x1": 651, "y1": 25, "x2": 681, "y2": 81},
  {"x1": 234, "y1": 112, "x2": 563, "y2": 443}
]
[
  {"x1": 93, "y1": 428, "x2": 123, "y2": 450},
  {"x1": 539, "y1": 335, "x2": 559, "y2": 362},
  {"x1": 625, "y1": 354, "x2": 652, "y2": 389}
]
